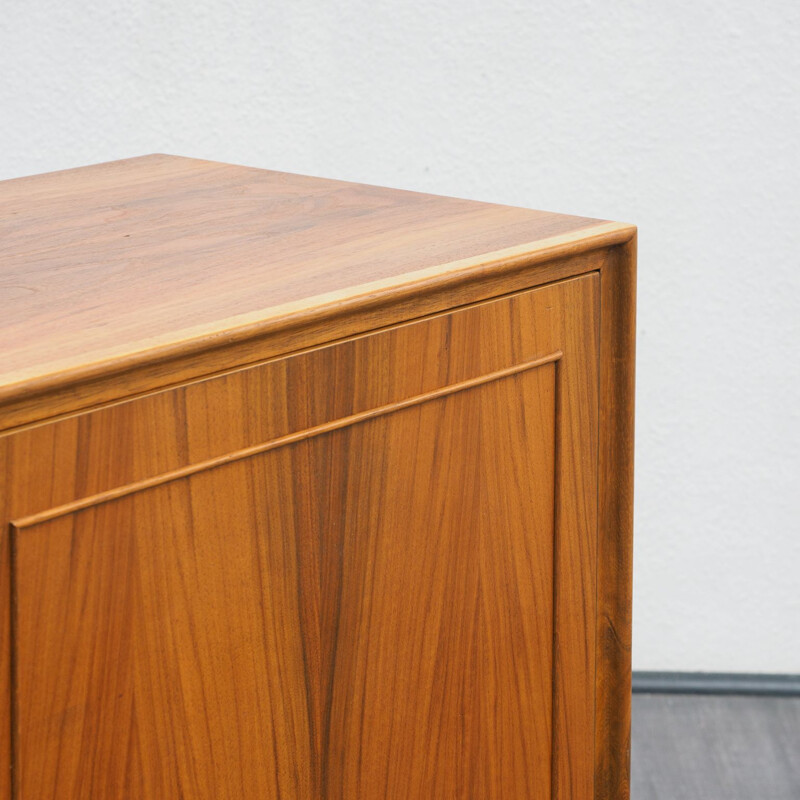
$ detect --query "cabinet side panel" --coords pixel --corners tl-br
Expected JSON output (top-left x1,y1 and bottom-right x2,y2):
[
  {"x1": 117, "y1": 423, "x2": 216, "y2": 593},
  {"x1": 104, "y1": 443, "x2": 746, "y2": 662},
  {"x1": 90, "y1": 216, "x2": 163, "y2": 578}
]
[{"x1": 6, "y1": 270, "x2": 604, "y2": 800}]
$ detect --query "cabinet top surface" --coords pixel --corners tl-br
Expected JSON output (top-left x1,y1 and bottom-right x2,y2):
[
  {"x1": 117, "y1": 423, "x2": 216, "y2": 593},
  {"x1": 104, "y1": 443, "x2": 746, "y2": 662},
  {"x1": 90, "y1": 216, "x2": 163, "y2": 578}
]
[{"x1": 1, "y1": 154, "x2": 630, "y2": 405}]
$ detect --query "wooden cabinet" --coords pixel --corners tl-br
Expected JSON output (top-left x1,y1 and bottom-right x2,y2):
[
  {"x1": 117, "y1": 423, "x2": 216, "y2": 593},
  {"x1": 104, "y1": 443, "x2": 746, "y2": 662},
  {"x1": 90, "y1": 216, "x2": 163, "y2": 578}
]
[{"x1": 0, "y1": 155, "x2": 636, "y2": 799}]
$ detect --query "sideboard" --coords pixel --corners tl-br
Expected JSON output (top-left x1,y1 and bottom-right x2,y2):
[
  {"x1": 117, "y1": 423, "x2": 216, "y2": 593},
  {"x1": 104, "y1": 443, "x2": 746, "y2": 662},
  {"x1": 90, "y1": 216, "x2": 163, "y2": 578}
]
[{"x1": 0, "y1": 155, "x2": 636, "y2": 799}]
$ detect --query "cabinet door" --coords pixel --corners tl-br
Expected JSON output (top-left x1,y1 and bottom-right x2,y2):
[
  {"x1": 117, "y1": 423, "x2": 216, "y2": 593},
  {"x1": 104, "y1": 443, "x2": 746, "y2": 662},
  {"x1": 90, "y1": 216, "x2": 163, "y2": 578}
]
[{"x1": 11, "y1": 273, "x2": 598, "y2": 799}]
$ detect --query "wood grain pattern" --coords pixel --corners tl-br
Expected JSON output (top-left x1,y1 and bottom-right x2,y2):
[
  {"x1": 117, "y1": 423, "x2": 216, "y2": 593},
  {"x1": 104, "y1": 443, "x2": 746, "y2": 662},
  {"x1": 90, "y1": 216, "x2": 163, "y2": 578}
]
[
  {"x1": 0, "y1": 154, "x2": 633, "y2": 430},
  {"x1": 4, "y1": 273, "x2": 600, "y2": 799},
  {"x1": 13, "y1": 364, "x2": 558, "y2": 798},
  {"x1": 12, "y1": 353, "x2": 563, "y2": 529}
]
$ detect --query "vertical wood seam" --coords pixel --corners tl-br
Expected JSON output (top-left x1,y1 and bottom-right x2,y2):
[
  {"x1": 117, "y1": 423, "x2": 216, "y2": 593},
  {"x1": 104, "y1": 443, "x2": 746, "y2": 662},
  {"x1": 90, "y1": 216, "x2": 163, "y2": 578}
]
[
  {"x1": 550, "y1": 358, "x2": 562, "y2": 800},
  {"x1": 8, "y1": 524, "x2": 17, "y2": 800}
]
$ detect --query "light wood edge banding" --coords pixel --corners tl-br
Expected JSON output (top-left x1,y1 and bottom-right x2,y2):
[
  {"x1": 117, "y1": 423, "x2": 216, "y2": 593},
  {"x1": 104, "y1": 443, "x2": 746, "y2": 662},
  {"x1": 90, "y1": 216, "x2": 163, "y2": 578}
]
[{"x1": 0, "y1": 222, "x2": 632, "y2": 407}]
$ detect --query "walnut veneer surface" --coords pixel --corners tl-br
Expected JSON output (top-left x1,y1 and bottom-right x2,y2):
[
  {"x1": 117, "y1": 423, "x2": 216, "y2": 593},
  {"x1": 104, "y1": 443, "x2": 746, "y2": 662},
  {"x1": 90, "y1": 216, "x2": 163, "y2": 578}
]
[{"x1": 0, "y1": 155, "x2": 636, "y2": 800}]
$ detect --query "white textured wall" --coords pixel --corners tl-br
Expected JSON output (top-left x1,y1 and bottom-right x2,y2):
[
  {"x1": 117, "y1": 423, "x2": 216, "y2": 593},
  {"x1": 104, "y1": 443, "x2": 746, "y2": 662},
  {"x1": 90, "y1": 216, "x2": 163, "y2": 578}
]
[{"x1": 2, "y1": 1, "x2": 799, "y2": 673}]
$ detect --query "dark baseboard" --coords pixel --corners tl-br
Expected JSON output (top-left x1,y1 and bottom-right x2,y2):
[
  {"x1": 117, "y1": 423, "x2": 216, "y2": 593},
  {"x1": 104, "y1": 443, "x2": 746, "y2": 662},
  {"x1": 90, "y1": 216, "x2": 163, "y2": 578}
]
[{"x1": 632, "y1": 671, "x2": 800, "y2": 697}]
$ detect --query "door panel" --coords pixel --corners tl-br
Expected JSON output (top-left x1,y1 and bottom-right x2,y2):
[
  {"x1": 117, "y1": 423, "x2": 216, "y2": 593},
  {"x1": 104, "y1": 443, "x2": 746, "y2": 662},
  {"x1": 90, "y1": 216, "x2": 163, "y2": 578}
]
[{"x1": 11, "y1": 273, "x2": 598, "y2": 799}]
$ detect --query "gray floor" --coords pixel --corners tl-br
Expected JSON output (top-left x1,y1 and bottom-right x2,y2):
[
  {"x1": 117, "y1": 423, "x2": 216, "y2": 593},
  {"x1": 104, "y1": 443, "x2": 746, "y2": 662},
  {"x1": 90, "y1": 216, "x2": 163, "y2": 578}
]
[{"x1": 631, "y1": 694, "x2": 800, "y2": 799}]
